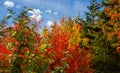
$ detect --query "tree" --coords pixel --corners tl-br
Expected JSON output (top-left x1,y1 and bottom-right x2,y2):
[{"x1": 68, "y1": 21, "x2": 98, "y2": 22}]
[
  {"x1": 9, "y1": 8, "x2": 50, "y2": 73},
  {"x1": 42, "y1": 18, "x2": 93, "y2": 73},
  {"x1": 75, "y1": 0, "x2": 101, "y2": 49},
  {"x1": 75, "y1": 0, "x2": 120, "y2": 72},
  {"x1": 85, "y1": 0, "x2": 100, "y2": 25},
  {"x1": 92, "y1": 0, "x2": 120, "y2": 72}
]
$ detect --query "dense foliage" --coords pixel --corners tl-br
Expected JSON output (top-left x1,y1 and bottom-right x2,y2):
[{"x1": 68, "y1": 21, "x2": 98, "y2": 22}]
[
  {"x1": 77, "y1": 0, "x2": 120, "y2": 73},
  {"x1": 0, "y1": 8, "x2": 92, "y2": 73},
  {"x1": 0, "y1": 0, "x2": 120, "y2": 73}
]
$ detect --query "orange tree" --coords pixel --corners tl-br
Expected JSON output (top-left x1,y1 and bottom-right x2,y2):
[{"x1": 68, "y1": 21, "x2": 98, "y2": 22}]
[{"x1": 42, "y1": 18, "x2": 93, "y2": 73}]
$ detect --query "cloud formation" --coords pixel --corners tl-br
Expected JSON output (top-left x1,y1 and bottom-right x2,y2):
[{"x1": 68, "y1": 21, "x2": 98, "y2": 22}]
[
  {"x1": 46, "y1": 21, "x2": 53, "y2": 27},
  {"x1": 45, "y1": 9, "x2": 52, "y2": 14},
  {"x1": 4, "y1": 1, "x2": 14, "y2": 7},
  {"x1": 30, "y1": 14, "x2": 42, "y2": 21},
  {"x1": 29, "y1": 9, "x2": 42, "y2": 21}
]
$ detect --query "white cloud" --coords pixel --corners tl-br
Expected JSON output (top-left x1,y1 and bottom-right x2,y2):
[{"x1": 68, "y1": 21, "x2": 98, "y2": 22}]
[
  {"x1": 53, "y1": 12, "x2": 58, "y2": 15},
  {"x1": 46, "y1": 21, "x2": 54, "y2": 27},
  {"x1": 30, "y1": 14, "x2": 42, "y2": 21},
  {"x1": 45, "y1": 9, "x2": 52, "y2": 14},
  {"x1": 28, "y1": 9, "x2": 42, "y2": 14},
  {"x1": 29, "y1": 9, "x2": 42, "y2": 22},
  {"x1": 4, "y1": 1, "x2": 14, "y2": 7}
]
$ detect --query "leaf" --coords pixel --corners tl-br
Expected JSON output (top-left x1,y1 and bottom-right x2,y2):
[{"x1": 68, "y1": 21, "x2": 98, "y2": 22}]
[
  {"x1": 7, "y1": 43, "x2": 13, "y2": 50},
  {"x1": 38, "y1": 44, "x2": 47, "y2": 52},
  {"x1": 11, "y1": 30, "x2": 16, "y2": 36},
  {"x1": 62, "y1": 60, "x2": 69, "y2": 68},
  {"x1": 48, "y1": 58, "x2": 54, "y2": 64}
]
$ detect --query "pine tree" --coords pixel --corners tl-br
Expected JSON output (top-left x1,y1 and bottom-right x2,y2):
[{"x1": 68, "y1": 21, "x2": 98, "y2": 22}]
[
  {"x1": 76, "y1": 0, "x2": 120, "y2": 72},
  {"x1": 92, "y1": 0, "x2": 120, "y2": 72},
  {"x1": 75, "y1": 0, "x2": 101, "y2": 49},
  {"x1": 83, "y1": 0, "x2": 101, "y2": 41},
  {"x1": 85, "y1": 0, "x2": 100, "y2": 25}
]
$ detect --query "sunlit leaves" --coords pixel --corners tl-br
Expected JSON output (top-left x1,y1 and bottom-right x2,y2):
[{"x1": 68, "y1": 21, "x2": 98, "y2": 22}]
[{"x1": 42, "y1": 18, "x2": 93, "y2": 73}]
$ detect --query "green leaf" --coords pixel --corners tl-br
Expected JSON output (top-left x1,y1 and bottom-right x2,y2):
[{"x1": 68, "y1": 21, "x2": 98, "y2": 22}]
[
  {"x1": 7, "y1": 43, "x2": 13, "y2": 50},
  {"x1": 62, "y1": 60, "x2": 69, "y2": 68},
  {"x1": 48, "y1": 58, "x2": 54, "y2": 64},
  {"x1": 11, "y1": 30, "x2": 16, "y2": 36},
  {"x1": 38, "y1": 44, "x2": 47, "y2": 52}
]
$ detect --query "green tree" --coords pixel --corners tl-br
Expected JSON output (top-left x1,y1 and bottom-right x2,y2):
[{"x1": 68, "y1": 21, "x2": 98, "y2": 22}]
[
  {"x1": 92, "y1": 0, "x2": 120, "y2": 73},
  {"x1": 76, "y1": 0, "x2": 120, "y2": 73},
  {"x1": 75, "y1": 0, "x2": 101, "y2": 49},
  {"x1": 10, "y1": 8, "x2": 49, "y2": 73},
  {"x1": 85, "y1": 0, "x2": 100, "y2": 25}
]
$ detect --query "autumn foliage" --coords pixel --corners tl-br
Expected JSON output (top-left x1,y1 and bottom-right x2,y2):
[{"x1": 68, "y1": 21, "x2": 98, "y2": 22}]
[
  {"x1": 43, "y1": 18, "x2": 92, "y2": 73},
  {"x1": 0, "y1": 0, "x2": 120, "y2": 73},
  {"x1": 0, "y1": 8, "x2": 92, "y2": 73}
]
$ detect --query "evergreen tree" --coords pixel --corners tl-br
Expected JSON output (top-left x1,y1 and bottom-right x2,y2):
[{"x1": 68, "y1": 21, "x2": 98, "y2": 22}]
[
  {"x1": 75, "y1": 0, "x2": 101, "y2": 49},
  {"x1": 92, "y1": 0, "x2": 120, "y2": 72},
  {"x1": 83, "y1": 0, "x2": 101, "y2": 42},
  {"x1": 85, "y1": 0, "x2": 100, "y2": 25},
  {"x1": 76, "y1": 0, "x2": 120, "y2": 72}
]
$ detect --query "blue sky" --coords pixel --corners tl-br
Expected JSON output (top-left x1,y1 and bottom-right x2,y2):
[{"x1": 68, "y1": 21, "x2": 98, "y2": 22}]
[{"x1": 0, "y1": 0, "x2": 99, "y2": 27}]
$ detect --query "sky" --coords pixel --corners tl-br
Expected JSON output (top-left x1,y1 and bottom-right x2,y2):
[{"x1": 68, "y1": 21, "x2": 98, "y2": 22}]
[{"x1": 0, "y1": 0, "x2": 99, "y2": 27}]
